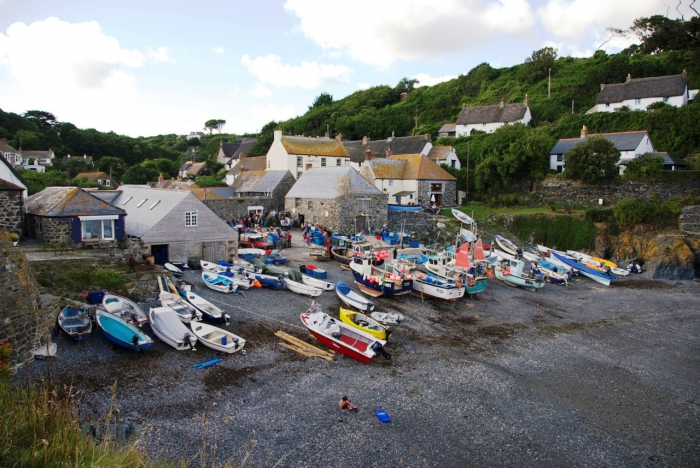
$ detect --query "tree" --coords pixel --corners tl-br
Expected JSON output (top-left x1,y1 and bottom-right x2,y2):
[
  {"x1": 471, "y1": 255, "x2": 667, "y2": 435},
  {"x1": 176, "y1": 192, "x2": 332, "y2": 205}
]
[
  {"x1": 121, "y1": 165, "x2": 160, "y2": 184},
  {"x1": 309, "y1": 93, "x2": 333, "y2": 110},
  {"x1": 23, "y1": 110, "x2": 58, "y2": 130},
  {"x1": 204, "y1": 119, "x2": 226, "y2": 134},
  {"x1": 95, "y1": 156, "x2": 126, "y2": 182},
  {"x1": 628, "y1": 15, "x2": 700, "y2": 54},
  {"x1": 624, "y1": 153, "x2": 664, "y2": 179},
  {"x1": 187, "y1": 137, "x2": 201, "y2": 147},
  {"x1": 395, "y1": 78, "x2": 418, "y2": 94},
  {"x1": 563, "y1": 136, "x2": 620, "y2": 183},
  {"x1": 520, "y1": 47, "x2": 557, "y2": 83},
  {"x1": 64, "y1": 158, "x2": 91, "y2": 179}
]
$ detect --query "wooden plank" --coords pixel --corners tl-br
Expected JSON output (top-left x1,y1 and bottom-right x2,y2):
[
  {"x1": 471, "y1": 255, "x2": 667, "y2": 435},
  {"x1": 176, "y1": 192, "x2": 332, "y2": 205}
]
[
  {"x1": 275, "y1": 331, "x2": 335, "y2": 357},
  {"x1": 279, "y1": 343, "x2": 333, "y2": 361}
]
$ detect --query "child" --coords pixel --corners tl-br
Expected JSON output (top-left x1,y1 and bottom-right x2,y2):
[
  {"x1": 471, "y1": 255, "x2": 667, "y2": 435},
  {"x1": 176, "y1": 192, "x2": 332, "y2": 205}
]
[{"x1": 339, "y1": 396, "x2": 358, "y2": 412}]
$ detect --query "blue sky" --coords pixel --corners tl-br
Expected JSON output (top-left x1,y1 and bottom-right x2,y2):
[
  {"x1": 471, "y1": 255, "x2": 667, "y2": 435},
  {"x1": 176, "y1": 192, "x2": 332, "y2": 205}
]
[{"x1": 0, "y1": 0, "x2": 677, "y2": 138}]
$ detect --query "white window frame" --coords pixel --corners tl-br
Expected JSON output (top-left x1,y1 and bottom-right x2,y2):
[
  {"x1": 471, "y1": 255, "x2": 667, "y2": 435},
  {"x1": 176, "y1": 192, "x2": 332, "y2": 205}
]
[
  {"x1": 336, "y1": 158, "x2": 341, "y2": 166},
  {"x1": 321, "y1": 158, "x2": 326, "y2": 167},
  {"x1": 185, "y1": 211, "x2": 198, "y2": 227},
  {"x1": 79, "y1": 215, "x2": 118, "y2": 240},
  {"x1": 297, "y1": 156, "x2": 303, "y2": 167}
]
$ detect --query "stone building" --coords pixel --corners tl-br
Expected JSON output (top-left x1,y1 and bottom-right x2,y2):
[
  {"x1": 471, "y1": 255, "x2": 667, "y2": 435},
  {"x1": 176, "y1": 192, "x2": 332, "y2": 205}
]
[
  {"x1": 285, "y1": 166, "x2": 387, "y2": 234},
  {"x1": 232, "y1": 170, "x2": 295, "y2": 212},
  {"x1": 0, "y1": 180, "x2": 24, "y2": 237},
  {"x1": 25, "y1": 187, "x2": 126, "y2": 244}
]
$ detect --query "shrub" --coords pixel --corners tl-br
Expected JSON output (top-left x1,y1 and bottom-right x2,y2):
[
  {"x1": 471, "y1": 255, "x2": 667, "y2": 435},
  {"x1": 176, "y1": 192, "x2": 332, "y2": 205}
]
[
  {"x1": 564, "y1": 136, "x2": 620, "y2": 183},
  {"x1": 613, "y1": 197, "x2": 682, "y2": 228},
  {"x1": 511, "y1": 214, "x2": 597, "y2": 251},
  {"x1": 585, "y1": 208, "x2": 615, "y2": 223},
  {"x1": 624, "y1": 154, "x2": 664, "y2": 180}
]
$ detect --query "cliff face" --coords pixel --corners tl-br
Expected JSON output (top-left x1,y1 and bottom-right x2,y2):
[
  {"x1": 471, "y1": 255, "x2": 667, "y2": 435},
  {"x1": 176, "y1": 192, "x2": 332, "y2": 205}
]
[{"x1": 0, "y1": 233, "x2": 53, "y2": 368}]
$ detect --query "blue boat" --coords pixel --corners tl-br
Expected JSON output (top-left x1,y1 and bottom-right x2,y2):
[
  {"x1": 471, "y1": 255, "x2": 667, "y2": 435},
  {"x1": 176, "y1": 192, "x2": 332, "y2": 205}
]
[
  {"x1": 57, "y1": 305, "x2": 92, "y2": 341},
  {"x1": 388, "y1": 204, "x2": 422, "y2": 212},
  {"x1": 551, "y1": 251, "x2": 613, "y2": 286},
  {"x1": 95, "y1": 309, "x2": 154, "y2": 351},
  {"x1": 349, "y1": 255, "x2": 413, "y2": 297}
]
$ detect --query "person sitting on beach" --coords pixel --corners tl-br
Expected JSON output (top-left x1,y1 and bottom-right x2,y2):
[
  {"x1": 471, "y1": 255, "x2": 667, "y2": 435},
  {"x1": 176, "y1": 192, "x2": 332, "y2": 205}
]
[{"x1": 339, "y1": 396, "x2": 358, "y2": 412}]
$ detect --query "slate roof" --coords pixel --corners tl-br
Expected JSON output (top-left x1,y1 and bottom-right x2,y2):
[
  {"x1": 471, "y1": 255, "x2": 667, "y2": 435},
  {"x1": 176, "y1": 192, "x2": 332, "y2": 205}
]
[
  {"x1": 597, "y1": 74, "x2": 687, "y2": 104},
  {"x1": 190, "y1": 186, "x2": 236, "y2": 200},
  {"x1": 111, "y1": 187, "x2": 192, "y2": 237},
  {"x1": 285, "y1": 166, "x2": 382, "y2": 199},
  {"x1": 0, "y1": 179, "x2": 24, "y2": 190},
  {"x1": 0, "y1": 153, "x2": 27, "y2": 190},
  {"x1": 280, "y1": 136, "x2": 349, "y2": 157},
  {"x1": 220, "y1": 141, "x2": 242, "y2": 159},
  {"x1": 550, "y1": 131, "x2": 649, "y2": 155},
  {"x1": 21, "y1": 150, "x2": 54, "y2": 158},
  {"x1": 152, "y1": 179, "x2": 195, "y2": 190},
  {"x1": 233, "y1": 170, "x2": 289, "y2": 194},
  {"x1": 456, "y1": 102, "x2": 528, "y2": 125},
  {"x1": 226, "y1": 156, "x2": 267, "y2": 177},
  {"x1": 0, "y1": 139, "x2": 18, "y2": 154},
  {"x1": 230, "y1": 138, "x2": 258, "y2": 159},
  {"x1": 369, "y1": 154, "x2": 457, "y2": 181},
  {"x1": 343, "y1": 135, "x2": 432, "y2": 163},
  {"x1": 26, "y1": 187, "x2": 125, "y2": 217},
  {"x1": 438, "y1": 123, "x2": 456, "y2": 133},
  {"x1": 427, "y1": 146, "x2": 453, "y2": 162},
  {"x1": 648, "y1": 152, "x2": 687, "y2": 167}
]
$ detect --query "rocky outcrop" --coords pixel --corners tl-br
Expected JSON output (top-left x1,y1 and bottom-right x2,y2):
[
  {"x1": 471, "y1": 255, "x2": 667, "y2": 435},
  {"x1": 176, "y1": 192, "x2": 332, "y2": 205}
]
[{"x1": 612, "y1": 231, "x2": 699, "y2": 280}]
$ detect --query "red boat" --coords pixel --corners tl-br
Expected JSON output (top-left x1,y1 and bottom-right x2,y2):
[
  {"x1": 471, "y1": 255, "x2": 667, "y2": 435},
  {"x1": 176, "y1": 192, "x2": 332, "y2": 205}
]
[{"x1": 300, "y1": 304, "x2": 386, "y2": 364}]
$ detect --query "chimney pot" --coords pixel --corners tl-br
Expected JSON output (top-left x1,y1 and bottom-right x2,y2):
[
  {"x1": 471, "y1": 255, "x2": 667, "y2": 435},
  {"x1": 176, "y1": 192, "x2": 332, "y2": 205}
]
[
  {"x1": 335, "y1": 133, "x2": 342, "y2": 142},
  {"x1": 364, "y1": 147, "x2": 372, "y2": 162},
  {"x1": 158, "y1": 173, "x2": 164, "y2": 182},
  {"x1": 362, "y1": 136, "x2": 369, "y2": 145},
  {"x1": 424, "y1": 133, "x2": 432, "y2": 142}
]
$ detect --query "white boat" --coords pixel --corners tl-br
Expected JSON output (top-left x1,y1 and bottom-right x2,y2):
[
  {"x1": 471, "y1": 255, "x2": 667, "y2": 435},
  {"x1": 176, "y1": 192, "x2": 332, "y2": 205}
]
[
  {"x1": 157, "y1": 276, "x2": 201, "y2": 323},
  {"x1": 148, "y1": 307, "x2": 197, "y2": 350},
  {"x1": 237, "y1": 248, "x2": 268, "y2": 256},
  {"x1": 185, "y1": 291, "x2": 230, "y2": 325},
  {"x1": 101, "y1": 292, "x2": 149, "y2": 326},
  {"x1": 495, "y1": 234, "x2": 520, "y2": 256},
  {"x1": 411, "y1": 272, "x2": 466, "y2": 300},
  {"x1": 335, "y1": 281, "x2": 375, "y2": 313},
  {"x1": 494, "y1": 257, "x2": 545, "y2": 293},
  {"x1": 283, "y1": 277, "x2": 323, "y2": 297},
  {"x1": 201, "y1": 272, "x2": 239, "y2": 293},
  {"x1": 190, "y1": 321, "x2": 245, "y2": 354},
  {"x1": 370, "y1": 312, "x2": 405, "y2": 326},
  {"x1": 164, "y1": 262, "x2": 183, "y2": 278},
  {"x1": 451, "y1": 208, "x2": 475, "y2": 225},
  {"x1": 200, "y1": 260, "x2": 227, "y2": 273},
  {"x1": 301, "y1": 274, "x2": 335, "y2": 291},
  {"x1": 566, "y1": 251, "x2": 629, "y2": 276}
]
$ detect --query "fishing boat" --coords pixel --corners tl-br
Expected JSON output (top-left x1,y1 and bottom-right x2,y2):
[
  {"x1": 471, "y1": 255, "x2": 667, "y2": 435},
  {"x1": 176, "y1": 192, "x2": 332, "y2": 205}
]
[
  {"x1": 494, "y1": 257, "x2": 546, "y2": 292},
  {"x1": 550, "y1": 251, "x2": 614, "y2": 286},
  {"x1": 158, "y1": 276, "x2": 201, "y2": 323},
  {"x1": 57, "y1": 305, "x2": 92, "y2": 340},
  {"x1": 530, "y1": 265, "x2": 568, "y2": 286},
  {"x1": 202, "y1": 271, "x2": 239, "y2": 293},
  {"x1": 301, "y1": 274, "x2": 335, "y2": 291},
  {"x1": 339, "y1": 307, "x2": 389, "y2": 340},
  {"x1": 370, "y1": 311, "x2": 405, "y2": 326},
  {"x1": 164, "y1": 262, "x2": 183, "y2": 278},
  {"x1": 174, "y1": 279, "x2": 199, "y2": 298},
  {"x1": 332, "y1": 239, "x2": 373, "y2": 270},
  {"x1": 218, "y1": 259, "x2": 261, "y2": 273},
  {"x1": 190, "y1": 321, "x2": 245, "y2": 354},
  {"x1": 101, "y1": 293, "x2": 149, "y2": 326},
  {"x1": 148, "y1": 307, "x2": 197, "y2": 350},
  {"x1": 411, "y1": 272, "x2": 466, "y2": 300},
  {"x1": 494, "y1": 234, "x2": 521, "y2": 256},
  {"x1": 283, "y1": 277, "x2": 323, "y2": 297},
  {"x1": 349, "y1": 253, "x2": 412, "y2": 297},
  {"x1": 300, "y1": 303, "x2": 387, "y2": 364},
  {"x1": 336, "y1": 281, "x2": 375, "y2": 313},
  {"x1": 185, "y1": 291, "x2": 230, "y2": 324},
  {"x1": 95, "y1": 308, "x2": 154, "y2": 351},
  {"x1": 238, "y1": 268, "x2": 284, "y2": 289},
  {"x1": 208, "y1": 266, "x2": 255, "y2": 289}
]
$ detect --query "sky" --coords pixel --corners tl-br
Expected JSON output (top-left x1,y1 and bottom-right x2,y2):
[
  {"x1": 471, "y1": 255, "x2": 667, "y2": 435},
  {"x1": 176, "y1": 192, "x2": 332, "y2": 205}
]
[{"x1": 0, "y1": 0, "x2": 685, "y2": 138}]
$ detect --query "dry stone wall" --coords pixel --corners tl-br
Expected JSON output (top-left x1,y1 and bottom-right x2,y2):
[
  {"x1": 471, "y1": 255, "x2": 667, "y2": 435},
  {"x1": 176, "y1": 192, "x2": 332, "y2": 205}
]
[
  {"x1": 679, "y1": 206, "x2": 700, "y2": 234},
  {"x1": 387, "y1": 211, "x2": 440, "y2": 244},
  {"x1": 0, "y1": 191, "x2": 22, "y2": 236}
]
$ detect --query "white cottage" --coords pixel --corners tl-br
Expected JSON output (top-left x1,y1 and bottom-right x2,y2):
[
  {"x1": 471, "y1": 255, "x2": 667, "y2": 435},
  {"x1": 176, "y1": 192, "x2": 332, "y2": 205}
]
[
  {"x1": 455, "y1": 96, "x2": 532, "y2": 136},
  {"x1": 266, "y1": 131, "x2": 350, "y2": 179},
  {"x1": 596, "y1": 72, "x2": 692, "y2": 112}
]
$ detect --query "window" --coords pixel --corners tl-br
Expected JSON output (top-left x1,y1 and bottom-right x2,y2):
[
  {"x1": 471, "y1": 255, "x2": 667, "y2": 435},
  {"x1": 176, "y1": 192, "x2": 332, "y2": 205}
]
[
  {"x1": 388, "y1": 179, "x2": 394, "y2": 187},
  {"x1": 634, "y1": 98, "x2": 641, "y2": 104},
  {"x1": 81, "y1": 218, "x2": 115, "y2": 240},
  {"x1": 557, "y1": 155, "x2": 563, "y2": 162},
  {"x1": 336, "y1": 158, "x2": 341, "y2": 166},
  {"x1": 149, "y1": 200, "x2": 161, "y2": 210},
  {"x1": 295, "y1": 198, "x2": 300, "y2": 207},
  {"x1": 121, "y1": 196, "x2": 133, "y2": 205},
  {"x1": 308, "y1": 201, "x2": 313, "y2": 209},
  {"x1": 410, "y1": 193, "x2": 413, "y2": 199},
  {"x1": 430, "y1": 183, "x2": 443, "y2": 192},
  {"x1": 605, "y1": 103, "x2": 610, "y2": 107},
  {"x1": 268, "y1": 161, "x2": 271, "y2": 168},
  {"x1": 137, "y1": 199, "x2": 148, "y2": 208},
  {"x1": 451, "y1": 160, "x2": 456, "y2": 168},
  {"x1": 185, "y1": 211, "x2": 198, "y2": 227},
  {"x1": 321, "y1": 158, "x2": 326, "y2": 167},
  {"x1": 297, "y1": 157, "x2": 303, "y2": 167}
]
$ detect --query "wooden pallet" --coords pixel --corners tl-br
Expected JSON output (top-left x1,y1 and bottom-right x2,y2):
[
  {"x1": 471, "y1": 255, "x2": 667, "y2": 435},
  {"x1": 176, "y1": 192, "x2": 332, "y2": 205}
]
[{"x1": 275, "y1": 331, "x2": 335, "y2": 361}]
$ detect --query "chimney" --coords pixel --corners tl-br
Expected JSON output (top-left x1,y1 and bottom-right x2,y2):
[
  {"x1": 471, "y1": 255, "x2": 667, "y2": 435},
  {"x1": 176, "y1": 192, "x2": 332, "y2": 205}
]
[
  {"x1": 600, "y1": 84, "x2": 605, "y2": 91},
  {"x1": 158, "y1": 173, "x2": 164, "y2": 182},
  {"x1": 581, "y1": 125, "x2": 588, "y2": 139},
  {"x1": 364, "y1": 147, "x2": 372, "y2": 162},
  {"x1": 362, "y1": 136, "x2": 370, "y2": 145},
  {"x1": 335, "y1": 133, "x2": 342, "y2": 142},
  {"x1": 424, "y1": 133, "x2": 432, "y2": 142},
  {"x1": 626, "y1": 73, "x2": 631, "y2": 82},
  {"x1": 219, "y1": 139, "x2": 223, "y2": 148},
  {"x1": 239, "y1": 153, "x2": 245, "y2": 161},
  {"x1": 274, "y1": 129, "x2": 283, "y2": 141},
  {"x1": 524, "y1": 93, "x2": 529, "y2": 107},
  {"x1": 499, "y1": 97, "x2": 505, "y2": 108}
]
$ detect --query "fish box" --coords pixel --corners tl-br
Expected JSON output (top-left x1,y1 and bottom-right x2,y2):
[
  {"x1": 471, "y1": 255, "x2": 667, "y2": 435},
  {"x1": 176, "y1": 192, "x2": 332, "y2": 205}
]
[{"x1": 311, "y1": 268, "x2": 327, "y2": 279}]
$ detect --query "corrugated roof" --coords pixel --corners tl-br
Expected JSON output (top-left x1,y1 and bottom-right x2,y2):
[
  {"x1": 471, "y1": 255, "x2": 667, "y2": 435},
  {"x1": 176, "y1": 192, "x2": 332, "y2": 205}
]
[
  {"x1": 456, "y1": 102, "x2": 528, "y2": 125},
  {"x1": 597, "y1": 74, "x2": 687, "y2": 104},
  {"x1": 285, "y1": 166, "x2": 382, "y2": 199},
  {"x1": 550, "y1": 131, "x2": 648, "y2": 155},
  {"x1": 343, "y1": 135, "x2": 431, "y2": 163},
  {"x1": 26, "y1": 187, "x2": 125, "y2": 217},
  {"x1": 111, "y1": 187, "x2": 191, "y2": 237},
  {"x1": 368, "y1": 154, "x2": 457, "y2": 181},
  {"x1": 427, "y1": 146, "x2": 453, "y2": 162},
  {"x1": 280, "y1": 136, "x2": 349, "y2": 157}
]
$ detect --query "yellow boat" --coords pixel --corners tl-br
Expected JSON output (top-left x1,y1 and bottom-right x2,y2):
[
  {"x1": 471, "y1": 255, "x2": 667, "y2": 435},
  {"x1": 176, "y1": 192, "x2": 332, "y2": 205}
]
[{"x1": 339, "y1": 307, "x2": 388, "y2": 340}]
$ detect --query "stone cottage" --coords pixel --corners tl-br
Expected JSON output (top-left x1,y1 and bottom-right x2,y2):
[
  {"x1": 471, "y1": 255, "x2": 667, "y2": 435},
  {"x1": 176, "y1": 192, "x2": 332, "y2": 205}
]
[
  {"x1": 25, "y1": 187, "x2": 126, "y2": 244},
  {"x1": 0, "y1": 155, "x2": 27, "y2": 236},
  {"x1": 284, "y1": 166, "x2": 387, "y2": 234}
]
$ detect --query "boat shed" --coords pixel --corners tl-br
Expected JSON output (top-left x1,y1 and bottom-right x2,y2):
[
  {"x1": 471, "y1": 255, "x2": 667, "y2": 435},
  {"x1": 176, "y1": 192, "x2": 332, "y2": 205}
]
[
  {"x1": 110, "y1": 186, "x2": 237, "y2": 264},
  {"x1": 25, "y1": 187, "x2": 126, "y2": 245}
]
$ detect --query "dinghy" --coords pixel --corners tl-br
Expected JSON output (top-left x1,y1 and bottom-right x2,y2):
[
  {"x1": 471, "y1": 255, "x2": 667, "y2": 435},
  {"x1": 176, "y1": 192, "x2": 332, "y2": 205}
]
[
  {"x1": 283, "y1": 277, "x2": 323, "y2": 297},
  {"x1": 301, "y1": 274, "x2": 335, "y2": 291},
  {"x1": 218, "y1": 259, "x2": 262, "y2": 273},
  {"x1": 336, "y1": 281, "x2": 375, "y2": 313},
  {"x1": 190, "y1": 321, "x2": 245, "y2": 354},
  {"x1": 185, "y1": 291, "x2": 230, "y2": 324},
  {"x1": 300, "y1": 303, "x2": 387, "y2": 364},
  {"x1": 566, "y1": 250, "x2": 618, "y2": 268},
  {"x1": 551, "y1": 251, "x2": 613, "y2": 286},
  {"x1": 370, "y1": 312, "x2": 405, "y2": 326},
  {"x1": 158, "y1": 276, "x2": 201, "y2": 323},
  {"x1": 101, "y1": 292, "x2": 149, "y2": 326},
  {"x1": 174, "y1": 279, "x2": 199, "y2": 298},
  {"x1": 57, "y1": 305, "x2": 92, "y2": 340},
  {"x1": 339, "y1": 307, "x2": 389, "y2": 340},
  {"x1": 148, "y1": 307, "x2": 197, "y2": 350},
  {"x1": 411, "y1": 272, "x2": 466, "y2": 300},
  {"x1": 494, "y1": 257, "x2": 546, "y2": 293},
  {"x1": 95, "y1": 309, "x2": 154, "y2": 351},
  {"x1": 164, "y1": 262, "x2": 183, "y2": 278},
  {"x1": 494, "y1": 234, "x2": 521, "y2": 256},
  {"x1": 202, "y1": 271, "x2": 239, "y2": 293},
  {"x1": 451, "y1": 208, "x2": 476, "y2": 225}
]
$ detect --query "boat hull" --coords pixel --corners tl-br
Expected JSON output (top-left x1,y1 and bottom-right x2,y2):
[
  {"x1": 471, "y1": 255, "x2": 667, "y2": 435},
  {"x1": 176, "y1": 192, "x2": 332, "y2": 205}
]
[
  {"x1": 96, "y1": 311, "x2": 153, "y2": 351},
  {"x1": 284, "y1": 277, "x2": 323, "y2": 297},
  {"x1": 57, "y1": 306, "x2": 92, "y2": 341},
  {"x1": 336, "y1": 281, "x2": 375, "y2": 312},
  {"x1": 307, "y1": 328, "x2": 373, "y2": 364},
  {"x1": 412, "y1": 277, "x2": 465, "y2": 300},
  {"x1": 551, "y1": 251, "x2": 612, "y2": 286},
  {"x1": 339, "y1": 308, "x2": 388, "y2": 340},
  {"x1": 495, "y1": 269, "x2": 545, "y2": 292},
  {"x1": 350, "y1": 269, "x2": 412, "y2": 297},
  {"x1": 388, "y1": 204, "x2": 422, "y2": 212}
]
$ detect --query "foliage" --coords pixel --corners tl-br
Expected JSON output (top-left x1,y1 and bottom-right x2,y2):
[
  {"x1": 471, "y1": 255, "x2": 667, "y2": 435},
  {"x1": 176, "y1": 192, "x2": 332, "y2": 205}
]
[
  {"x1": 624, "y1": 153, "x2": 664, "y2": 179},
  {"x1": 585, "y1": 207, "x2": 616, "y2": 223},
  {"x1": 511, "y1": 214, "x2": 597, "y2": 251},
  {"x1": 17, "y1": 169, "x2": 70, "y2": 195},
  {"x1": 23, "y1": 110, "x2": 58, "y2": 130},
  {"x1": 628, "y1": 15, "x2": 700, "y2": 55},
  {"x1": 613, "y1": 197, "x2": 683, "y2": 228},
  {"x1": 95, "y1": 156, "x2": 126, "y2": 182},
  {"x1": 0, "y1": 342, "x2": 11, "y2": 381},
  {"x1": 71, "y1": 176, "x2": 104, "y2": 189},
  {"x1": 204, "y1": 119, "x2": 226, "y2": 134},
  {"x1": 121, "y1": 165, "x2": 160, "y2": 184},
  {"x1": 195, "y1": 175, "x2": 227, "y2": 187},
  {"x1": 520, "y1": 47, "x2": 557, "y2": 83},
  {"x1": 35, "y1": 261, "x2": 129, "y2": 292},
  {"x1": 564, "y1": 136, "x2": 620, "y2": 183},
  {"x1": 187, "y1": 137, "x2": 201, "y2": 147},
  {"x1": 309, "y1": 92, "x2": 333, "y2": 110}
]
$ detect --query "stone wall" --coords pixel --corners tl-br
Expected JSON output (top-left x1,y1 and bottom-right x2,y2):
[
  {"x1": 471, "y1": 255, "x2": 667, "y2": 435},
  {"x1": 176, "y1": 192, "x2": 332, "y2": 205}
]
[
  {"x1": 285, "y1": 194, "x2": 388, "y2": 235},
  {"x1": 679, "y1": 206, "x2": 700, "y2": 234},
  {"x1": 530, "y1": 178, "x2": 700, "y2": 206},
  {"x1": 417, "y1": 180, "x2": 458, "y2": 206},
  {"x1": 0, "y1": 233, "x2": 52, "y2": 368},
  {"x1": 32, "y1": 216, "x2": 73, "y2": 244},
  {"x1": 0, "y1": 190, "x2": 22, "y2": 237},
  {"x1": 387, "y1": 211, "x2": 440, "y2": 243}
]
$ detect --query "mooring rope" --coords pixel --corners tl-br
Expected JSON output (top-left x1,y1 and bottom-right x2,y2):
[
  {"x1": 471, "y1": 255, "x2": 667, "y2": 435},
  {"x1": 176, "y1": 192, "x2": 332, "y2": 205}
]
[{"x1": 206, "y1": 295, "x2": 306, "y2": 331}]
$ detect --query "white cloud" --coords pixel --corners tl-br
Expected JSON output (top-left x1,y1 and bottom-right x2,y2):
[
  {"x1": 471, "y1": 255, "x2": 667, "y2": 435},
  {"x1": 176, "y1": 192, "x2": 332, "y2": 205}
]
[
  {"x1": 357, "y1": 82, "x2": 370, "y2": 90},
  {"x1": 247, "y1": 82, "x2": 272, "y2": 98},
  {"x1": 212, "y1": 46, "x2": 224, "y2": 54},
  {"x1": 413, "y1": 73, "x2": 456, "y2": 87},
  {"x1": 284, "y1": 0, "x2": 535, "y2": 67},
  {"x1": 147, "y1": 46, "x2": 175, "y2": 63},
  {"x1": 249, "y1": 104, "x2": 297, "y2": 128},
  {"x1": 240, "y1": 53, "x2": 353, "y2": 88}
]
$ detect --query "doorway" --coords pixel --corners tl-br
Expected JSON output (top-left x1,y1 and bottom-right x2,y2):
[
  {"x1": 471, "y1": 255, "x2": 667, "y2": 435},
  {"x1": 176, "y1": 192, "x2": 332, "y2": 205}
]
[{"x1": 151, "y1": 244, "x2": 169, "y2": 265}]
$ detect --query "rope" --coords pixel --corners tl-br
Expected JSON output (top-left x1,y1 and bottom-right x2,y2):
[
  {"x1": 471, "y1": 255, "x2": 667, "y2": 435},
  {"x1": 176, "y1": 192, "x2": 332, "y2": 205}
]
[{"x1": 206, "y1": 296, "x2": 306, "y2": 331}]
